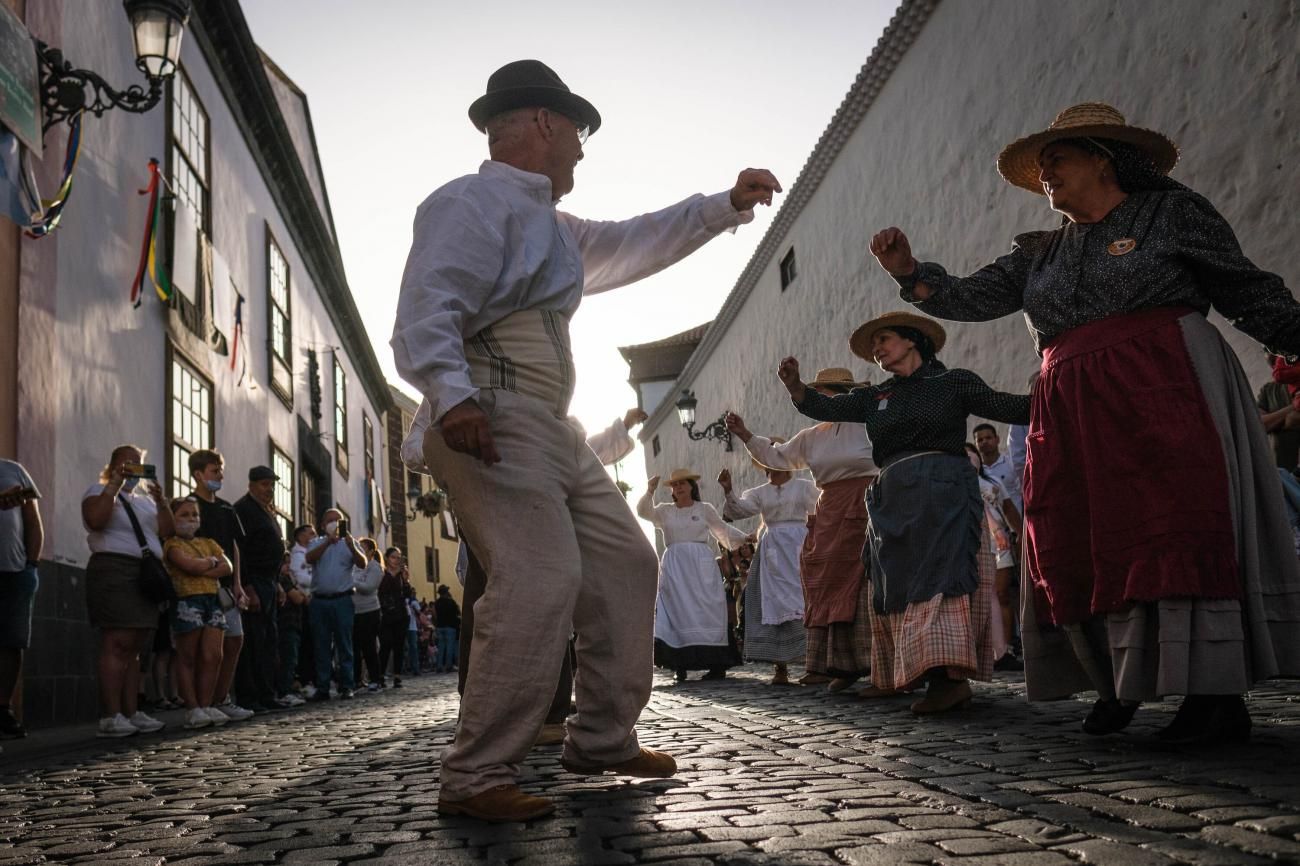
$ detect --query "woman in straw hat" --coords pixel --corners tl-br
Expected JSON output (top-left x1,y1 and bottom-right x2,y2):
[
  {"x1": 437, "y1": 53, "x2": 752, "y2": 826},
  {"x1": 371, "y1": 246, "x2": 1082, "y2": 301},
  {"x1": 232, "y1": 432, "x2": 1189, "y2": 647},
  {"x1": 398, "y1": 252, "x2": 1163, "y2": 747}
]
[
  {"x1": 725, "y1": 367, "x2": 879, "y2": 692},
  {"x1": 637, "y1": 470, "x2": 752, "y2": 683},
  {"x1": 718, "y1": 441, "x2": 819, "y2": 686},
  {"x1": 776, "y1": 314, "x2": 1030, "y2": 714},
  {"x1": 871, "y1": 102, "x2": 1300, "y2": 742}
]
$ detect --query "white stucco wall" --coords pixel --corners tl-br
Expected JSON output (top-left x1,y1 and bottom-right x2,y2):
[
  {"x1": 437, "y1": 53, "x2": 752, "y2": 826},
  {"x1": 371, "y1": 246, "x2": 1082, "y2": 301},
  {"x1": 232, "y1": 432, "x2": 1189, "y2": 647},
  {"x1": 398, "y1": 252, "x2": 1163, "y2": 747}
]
[
  {"x1": 640, "y1": 0, "x2": 1300, "y2": 518},
  {"x1": 27, "y1": 4, "x2": 387, "y2": 566}
]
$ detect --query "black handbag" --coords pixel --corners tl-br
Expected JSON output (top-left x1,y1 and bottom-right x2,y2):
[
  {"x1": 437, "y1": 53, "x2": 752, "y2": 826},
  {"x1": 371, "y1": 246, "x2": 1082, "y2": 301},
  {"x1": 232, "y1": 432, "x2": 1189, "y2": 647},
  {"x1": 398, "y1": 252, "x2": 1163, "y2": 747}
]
[{"x1": 118, "y1": 494, "x2": 177, "y2": 604}]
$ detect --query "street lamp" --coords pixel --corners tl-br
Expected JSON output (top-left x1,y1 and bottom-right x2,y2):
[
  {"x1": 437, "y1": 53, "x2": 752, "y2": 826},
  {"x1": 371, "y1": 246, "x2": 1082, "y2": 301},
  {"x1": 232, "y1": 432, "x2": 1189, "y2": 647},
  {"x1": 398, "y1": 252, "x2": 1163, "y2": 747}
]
[
  {"x1": 37, "y1": 0, "x2": 191, "y2": 134},
  {"x1": 388, "y1": 485, "x2": 422, "y2": 523},
  {"x1": 675, "y1": 389, "x2": 732, "y2": 451}
]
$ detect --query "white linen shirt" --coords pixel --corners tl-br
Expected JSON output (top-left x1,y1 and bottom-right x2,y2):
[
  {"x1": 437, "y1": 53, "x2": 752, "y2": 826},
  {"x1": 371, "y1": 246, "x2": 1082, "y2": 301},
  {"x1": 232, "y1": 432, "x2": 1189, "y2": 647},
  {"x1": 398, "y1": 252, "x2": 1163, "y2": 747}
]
[
  {"x1": 636, "y1": 495, "x2": 749, "y2": 550},
  {"x1": 983, "y1": 451, "x2": 1023, "y2": 511},
  {"x1": 391, "y1": 160, "x2": 752, "y2": 423},
  {"x1": 722, "y1": 477, "x2": 820, "y2": 528},
  {"x1": 82, "y1": 484, "x2": 163, "y2": 559},
  {"x1": 744, "y1": 424, "x2": 877, "y2": 486},
  {"x1": 289, "y1": 542, "x2": 313, "y2": 595}
]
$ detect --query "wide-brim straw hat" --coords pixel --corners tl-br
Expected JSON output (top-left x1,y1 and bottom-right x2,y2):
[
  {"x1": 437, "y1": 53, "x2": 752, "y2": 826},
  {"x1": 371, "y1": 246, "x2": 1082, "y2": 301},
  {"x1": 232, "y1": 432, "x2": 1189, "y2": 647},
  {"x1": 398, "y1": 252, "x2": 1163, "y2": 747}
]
[
  {"x1": 667, "y1": 468, "x2": 700, "y2": 484},
  {"x1": 752, "y1": 437, "x2": 787, "y2": 470},
  {"x1": 850, "y1": 312, "x2": 947, "y2": 362},
  {"x1": 807, "y1": 367, "x2": 862, "y2": 392},
  {"x1": 997, "y1": 102, "x2": 1179, "y2": 194}
]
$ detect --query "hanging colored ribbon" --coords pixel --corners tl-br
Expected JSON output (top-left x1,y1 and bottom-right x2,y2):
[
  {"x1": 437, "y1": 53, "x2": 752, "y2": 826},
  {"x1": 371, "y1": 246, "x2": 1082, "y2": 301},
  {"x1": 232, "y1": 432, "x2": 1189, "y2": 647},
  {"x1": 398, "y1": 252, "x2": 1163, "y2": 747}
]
[
  {"x1": 130, "y1": 158, "x2": 173, "y2": 307},
  {"x1": 23, "y1": 111, "x2": 83, "y2": 238},
  {"x1": 229, "y1": 292, "x2": 244, "y2": 371}
]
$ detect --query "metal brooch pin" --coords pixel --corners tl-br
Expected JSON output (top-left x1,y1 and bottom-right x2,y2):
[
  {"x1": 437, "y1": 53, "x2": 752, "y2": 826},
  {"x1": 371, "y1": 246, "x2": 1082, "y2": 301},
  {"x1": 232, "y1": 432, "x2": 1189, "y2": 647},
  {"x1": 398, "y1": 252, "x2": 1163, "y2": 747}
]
[{"x1": 1107, "y1": 238, "x2": 1137, "y2": 256}]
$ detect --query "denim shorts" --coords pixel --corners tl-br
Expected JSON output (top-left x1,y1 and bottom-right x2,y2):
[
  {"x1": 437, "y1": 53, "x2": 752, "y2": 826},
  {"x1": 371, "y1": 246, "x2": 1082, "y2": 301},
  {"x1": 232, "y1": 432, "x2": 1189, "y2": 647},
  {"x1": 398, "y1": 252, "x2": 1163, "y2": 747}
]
[
  {"x1": 172, "y1": 594, "x2": 227, "y2": 635},
  {"x1": 0, "y1": 565, "x2": 39, "y2": 649}
]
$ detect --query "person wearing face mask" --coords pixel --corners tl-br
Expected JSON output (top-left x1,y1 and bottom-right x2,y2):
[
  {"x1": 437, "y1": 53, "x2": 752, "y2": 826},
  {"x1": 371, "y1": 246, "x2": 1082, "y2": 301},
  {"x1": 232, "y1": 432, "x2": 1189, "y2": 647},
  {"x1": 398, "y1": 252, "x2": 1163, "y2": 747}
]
[
  {"x1": 305, "y1": 508, "x2": 366, "y2": 700},
  {"x1": 81, "y1": 444, "x2": 174, "y2": 738},
  {"x1": 188, "y1": 450, "x2": 253, "y2": 722},
  {"x1": 163, "y1": 497, "x2": 232, "y2": 729}
]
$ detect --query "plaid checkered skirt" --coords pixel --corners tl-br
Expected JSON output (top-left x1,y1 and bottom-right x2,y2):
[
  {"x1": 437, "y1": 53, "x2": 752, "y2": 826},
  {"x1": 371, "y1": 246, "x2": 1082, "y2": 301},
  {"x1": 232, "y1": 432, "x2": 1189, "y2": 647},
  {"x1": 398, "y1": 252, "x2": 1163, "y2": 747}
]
[
  {"x1": 869, "y1": 525, "x2": 997, "y2": 689},
  {"x1": 805, "y1": 579, "x2": 872, "y2": 677}
]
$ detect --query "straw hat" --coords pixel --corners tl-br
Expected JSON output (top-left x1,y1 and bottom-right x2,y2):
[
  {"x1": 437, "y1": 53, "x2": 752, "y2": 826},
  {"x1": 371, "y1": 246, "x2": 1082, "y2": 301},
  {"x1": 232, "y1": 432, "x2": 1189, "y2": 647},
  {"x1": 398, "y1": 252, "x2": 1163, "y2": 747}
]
[
  {"x1": 807, "y1": 367, "x2": 862, "y2": 392},
  {"x1": 752, "y1": 437, "x2": 787, "y2": 470},
  {"x1": 850, "y1": 312, "x2": 947, "y2": 362},
  {"x1": 666, "y1": 468, "x2": 700, "y2": 484},
  {"x1": 996, "y1": 102, "x2": 1179, "y2": 194}
]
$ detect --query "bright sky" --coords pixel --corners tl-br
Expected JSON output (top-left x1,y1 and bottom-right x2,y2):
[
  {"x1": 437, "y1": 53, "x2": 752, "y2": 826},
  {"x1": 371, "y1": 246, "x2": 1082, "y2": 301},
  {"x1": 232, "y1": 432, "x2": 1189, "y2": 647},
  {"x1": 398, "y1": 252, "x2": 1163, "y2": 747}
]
[{"x1": 243, "y1": 0, "x2": 897, "y2": 489}]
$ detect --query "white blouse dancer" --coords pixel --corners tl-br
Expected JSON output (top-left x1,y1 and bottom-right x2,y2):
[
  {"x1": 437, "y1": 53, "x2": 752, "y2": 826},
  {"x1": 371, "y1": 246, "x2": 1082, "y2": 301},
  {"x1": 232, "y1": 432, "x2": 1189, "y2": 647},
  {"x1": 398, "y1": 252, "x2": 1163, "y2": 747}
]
[
  {"x1": 720, "y1": 460, "x2": 819, "y2": 685},
  {"x1": 637, "y1": 469, "x2": 751, "y2": 683}
]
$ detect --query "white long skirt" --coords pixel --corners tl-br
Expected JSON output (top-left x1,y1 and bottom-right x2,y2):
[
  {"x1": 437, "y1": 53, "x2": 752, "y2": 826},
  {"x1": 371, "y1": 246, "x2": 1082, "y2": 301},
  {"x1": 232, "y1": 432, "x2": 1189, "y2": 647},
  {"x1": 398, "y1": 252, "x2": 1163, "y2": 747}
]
[{"x1": 654, "y1": 542, "x2": 728, "y2": 648}]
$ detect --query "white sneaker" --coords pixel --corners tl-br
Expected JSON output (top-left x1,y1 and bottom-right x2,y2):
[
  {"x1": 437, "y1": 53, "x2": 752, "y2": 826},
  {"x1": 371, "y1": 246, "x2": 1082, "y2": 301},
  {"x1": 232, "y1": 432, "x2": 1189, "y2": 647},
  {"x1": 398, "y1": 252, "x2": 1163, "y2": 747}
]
[
  {"x1": 215, "y1": 699, "x2": 254, "y2": 721},
  {"x1": 97, "y1": 714, "x2": 139, "y2": 738},
  {"x1": 279, "y1": 694, "x2": 305, "y2": 707},
  {"x1": 183, "y1": 708, "x2": 211, "y2": 729},
  {"x1": 128, "y1": 711, "x2": 166, "y2": 733},
  {"x1": 302, "y1": 684, "x2": 318, "y2": 699},
  {"x1": 203, "y1": 707, "x2": 230, "y2": 726}
]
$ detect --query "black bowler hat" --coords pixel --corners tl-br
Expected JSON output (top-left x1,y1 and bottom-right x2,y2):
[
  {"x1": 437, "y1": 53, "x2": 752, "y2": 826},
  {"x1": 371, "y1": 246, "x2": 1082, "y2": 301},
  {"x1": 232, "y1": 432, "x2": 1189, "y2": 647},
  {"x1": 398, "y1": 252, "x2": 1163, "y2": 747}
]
[
  {"x1": 248, "y1": 465, "x2": 279, "y2": 482},
  {"x1": 468, "y1": 59, "x2": 601, "y2": 135}
]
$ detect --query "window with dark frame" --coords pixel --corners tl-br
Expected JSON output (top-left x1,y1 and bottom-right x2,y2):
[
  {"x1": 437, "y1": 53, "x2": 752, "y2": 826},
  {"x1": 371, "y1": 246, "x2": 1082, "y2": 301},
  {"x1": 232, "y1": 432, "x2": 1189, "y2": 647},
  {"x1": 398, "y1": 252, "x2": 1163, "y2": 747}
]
[
  {"x1": 425, "y1": 546, "x2": 436, "y2": 587},
  {"x1": 363, "y1": 414, "x2": 375, "y2": 481},
  {"x1": 651, "y1": 435, "x2": 661, "y2": 457},
  {"x1": 267, "y1": 231, "x2": 293, "y2": 406},
  {"x1": 168, "y1": 349, "x2": 213, "y2": 500},
  {"x1": 167, "y1": 69, "x2": 210, "y2": 333},
  {"x1": 333, "y1": 355, "x2": 349, "y2": 475},
  {"x1": 270, "y1": 443, "x2": 295, "y2": 541},
  {"x1": 779, "y1": 246, "x2": 798, "y2": 290}
]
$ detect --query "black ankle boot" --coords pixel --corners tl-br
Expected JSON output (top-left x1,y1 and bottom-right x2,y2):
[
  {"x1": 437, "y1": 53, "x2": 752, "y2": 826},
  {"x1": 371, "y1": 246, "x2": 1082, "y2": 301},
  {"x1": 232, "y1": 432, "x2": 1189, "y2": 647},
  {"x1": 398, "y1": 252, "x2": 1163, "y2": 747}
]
[
  {"x1": 1082, "y1": 698, "x2": 1139, "y2": 735},
  {"x1": 1160, "y1": 695, "x2": 1251, "y2": 746}
]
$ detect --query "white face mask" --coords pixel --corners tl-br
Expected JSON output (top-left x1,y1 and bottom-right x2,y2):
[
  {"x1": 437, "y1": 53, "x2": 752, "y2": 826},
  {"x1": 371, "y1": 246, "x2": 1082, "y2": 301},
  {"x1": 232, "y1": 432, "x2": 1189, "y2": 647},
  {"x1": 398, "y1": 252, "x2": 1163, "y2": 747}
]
[
  {"x1": 176, "y1": 519, "x2": 200, "y2": 538},
  {"x1": 204, "y1": 480, "x2": 222, "y2": 492},
  {"x1": 324, "y1": 521, "x2": 339, "y2": 537}
]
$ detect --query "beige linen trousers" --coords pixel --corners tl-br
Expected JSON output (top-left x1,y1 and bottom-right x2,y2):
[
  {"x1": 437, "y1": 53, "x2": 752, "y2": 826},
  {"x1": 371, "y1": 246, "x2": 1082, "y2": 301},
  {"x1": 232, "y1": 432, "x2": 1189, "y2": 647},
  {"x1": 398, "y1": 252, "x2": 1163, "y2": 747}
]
[{"x1": 425, "y1": 388, "x2": 659, "y2": 799}]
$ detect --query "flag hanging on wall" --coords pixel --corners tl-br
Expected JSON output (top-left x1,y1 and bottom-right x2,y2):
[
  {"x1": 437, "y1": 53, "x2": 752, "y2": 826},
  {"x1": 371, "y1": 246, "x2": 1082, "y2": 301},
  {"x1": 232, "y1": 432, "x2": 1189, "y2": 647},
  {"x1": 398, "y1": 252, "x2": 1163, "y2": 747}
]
[
  {"x1": 130, "y1": 158, "x2": 173, "y2": 307},
  {"x1": 229, "y1": 291, "x2": 244, "y2": 371},
  {"x1": 23, "y1": 111, "x2": 83, "y2": 239}
]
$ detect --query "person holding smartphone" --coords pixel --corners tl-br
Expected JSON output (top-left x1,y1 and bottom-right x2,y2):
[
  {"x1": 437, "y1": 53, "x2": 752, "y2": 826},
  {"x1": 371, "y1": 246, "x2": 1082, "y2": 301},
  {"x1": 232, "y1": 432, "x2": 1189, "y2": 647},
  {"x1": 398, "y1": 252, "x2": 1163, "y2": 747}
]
[
  {"x1": 305, "y1": 508, "x2": 365, "y2": 700},
  {"x1": 81, "y1": 444, "x2": 173, "y2": 738}
]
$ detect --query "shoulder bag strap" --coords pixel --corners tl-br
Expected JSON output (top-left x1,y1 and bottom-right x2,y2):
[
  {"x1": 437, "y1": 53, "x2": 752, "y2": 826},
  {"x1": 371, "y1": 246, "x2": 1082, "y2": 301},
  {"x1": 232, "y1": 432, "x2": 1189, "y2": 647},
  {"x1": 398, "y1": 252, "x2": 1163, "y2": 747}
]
[{"x1": 117, "y1": 494, "x2": 152, "y2": 556}]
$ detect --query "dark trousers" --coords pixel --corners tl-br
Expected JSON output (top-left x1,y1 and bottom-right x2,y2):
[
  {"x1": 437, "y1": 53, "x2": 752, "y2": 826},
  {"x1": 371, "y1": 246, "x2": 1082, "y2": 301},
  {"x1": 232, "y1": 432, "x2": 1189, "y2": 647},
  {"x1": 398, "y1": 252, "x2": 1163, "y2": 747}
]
[
  {"x1": 458, "y1": 545, "x2": 573, "y2": 725},
  {"x1": 378, "y1": 618, "x2": 407, "y2": 680},
  {"x1": 352, "y1": 609, "x2": 382, "y2": 686},
  {"x1": 276, "y1": 623, "x2": 301, "y2": 697},
  {"x1": 297, "y1": 614, "x2": 316, "y2": 686},
  {"x1": 235, "y1": 577, "x2": 279, "y2": 707}
]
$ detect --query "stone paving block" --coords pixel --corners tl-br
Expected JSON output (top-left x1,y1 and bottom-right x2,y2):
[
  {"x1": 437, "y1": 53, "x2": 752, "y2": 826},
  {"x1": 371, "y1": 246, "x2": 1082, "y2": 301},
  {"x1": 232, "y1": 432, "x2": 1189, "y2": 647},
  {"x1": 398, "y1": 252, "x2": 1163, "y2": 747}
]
[
  {"x1": 1049, "y1": 838, "x2": 1179, "y2": 864},
  {"x1": 698, "y1": 825, "x2": 796, "y2": 842},
  {"x1": 1140, "y1": 838, "x2": 1275, "y2": 865},
  {"x1": 1234, "y1": 814, "x2": 1300, "y2": 835},
  {"x1": 896, "y1": 813, "x2": 980, "y2": 830},
  {"x1": 1199, "y1": 824, "x2": 1300, "y2": 859},
  {"x1": 835, "y1": 842, "x2": 947, "y2": 865},
  {"x1": 935, "y1": 853, "x2": 1075, "y2": 866},
  {"x1": 1047, "y1": 792, "x2": 1204, "y2": 831},
  {"x1": 281, "y1": 843, "x2": 376, "y2": 862},
  {"x1": 935, "y1": 836, "x2": 1042, "y2": 855}
]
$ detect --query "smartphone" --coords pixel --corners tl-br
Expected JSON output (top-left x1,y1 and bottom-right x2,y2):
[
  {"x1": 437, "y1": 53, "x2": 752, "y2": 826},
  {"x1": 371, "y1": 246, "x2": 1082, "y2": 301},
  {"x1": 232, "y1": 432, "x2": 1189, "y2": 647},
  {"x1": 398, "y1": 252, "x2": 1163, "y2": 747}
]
[
  {"x1": 336, "y1": 518, "x2": 349, "y2": 537},
  {"x1": 121, "y1": 462, "x2": 158, "y2": 480}
]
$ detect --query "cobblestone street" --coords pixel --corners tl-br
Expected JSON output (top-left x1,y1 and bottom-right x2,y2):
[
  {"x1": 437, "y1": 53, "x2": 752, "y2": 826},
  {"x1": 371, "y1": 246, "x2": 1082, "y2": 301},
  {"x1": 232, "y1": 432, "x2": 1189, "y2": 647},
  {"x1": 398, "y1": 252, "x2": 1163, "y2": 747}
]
[{"x1": 3, "y1": 667, "x2": 1300, "y2": 864}]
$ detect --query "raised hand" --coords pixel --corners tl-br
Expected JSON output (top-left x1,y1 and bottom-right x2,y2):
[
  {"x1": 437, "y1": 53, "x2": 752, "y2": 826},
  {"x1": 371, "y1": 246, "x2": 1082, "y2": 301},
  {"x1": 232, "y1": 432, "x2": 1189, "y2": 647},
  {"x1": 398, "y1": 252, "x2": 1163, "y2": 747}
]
[
  {"x1": 730, "y1": 168, "x2": 782, "y2": 211},
  {"x1": 647, "y1": 475, "x2": 661, "y2": 491},
  {"x1": 777, "y1": 357, "x2": 806, "y2": 403},
  {"x1": 869, "y1": 227, "x2": 916, "y2": 276},
  {"x1": 717, "y1": 468, "x2": 732, "y2": 494},
  {"x1": 724, "y1": 412, "x2": 752, "y2": 443},
  {"x1": 622, "y1": 407, "x2": 649, "y2": 430}
]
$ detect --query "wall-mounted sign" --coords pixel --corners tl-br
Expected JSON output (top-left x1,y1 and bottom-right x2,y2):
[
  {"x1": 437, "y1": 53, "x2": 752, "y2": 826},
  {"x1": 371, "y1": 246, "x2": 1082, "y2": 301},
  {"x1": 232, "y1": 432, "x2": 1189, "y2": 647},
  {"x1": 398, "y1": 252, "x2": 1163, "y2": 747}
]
[{"x1": 0, "y1": 3, "x2": 39, "y2": 156}]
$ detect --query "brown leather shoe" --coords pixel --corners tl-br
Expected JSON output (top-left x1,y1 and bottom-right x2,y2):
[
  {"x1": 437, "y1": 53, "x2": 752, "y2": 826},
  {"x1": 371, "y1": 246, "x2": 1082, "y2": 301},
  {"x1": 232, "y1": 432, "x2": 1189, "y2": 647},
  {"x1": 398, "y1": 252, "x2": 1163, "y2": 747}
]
[
  {"x1": 798, "y1": 672, "x2": 832, "y2": 685},
  {"x1": 827, "y1": 676, "x2": 860, "y2": 693},
  {"x1": 437, "y1": 784, "x2": 555, "y2": 822},
  {"x1": 534, "y1": 723, "x2": 565, "y2": 746},
  {"x1": 910, "y1": 679, "x2": 973, "y2": 715},
  {"x1": 561, "y1": 747, "x2": 676, "y2": 778}
]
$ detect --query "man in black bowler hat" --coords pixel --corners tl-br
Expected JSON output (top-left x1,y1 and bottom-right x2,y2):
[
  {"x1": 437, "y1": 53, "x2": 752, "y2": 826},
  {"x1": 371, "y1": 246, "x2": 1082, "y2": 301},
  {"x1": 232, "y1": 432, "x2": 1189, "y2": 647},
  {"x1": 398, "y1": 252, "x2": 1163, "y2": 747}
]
[{"x1": 392, "y1": 58, "x2": 781, "y2": 822}]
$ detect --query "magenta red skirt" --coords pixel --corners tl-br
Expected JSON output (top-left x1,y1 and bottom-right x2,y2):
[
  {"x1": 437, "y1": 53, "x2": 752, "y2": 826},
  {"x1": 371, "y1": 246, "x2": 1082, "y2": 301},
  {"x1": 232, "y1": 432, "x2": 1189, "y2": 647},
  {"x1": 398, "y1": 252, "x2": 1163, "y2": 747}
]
[{"x1": 1022, "y1": 306, "x2": 1241, "y2": 626}]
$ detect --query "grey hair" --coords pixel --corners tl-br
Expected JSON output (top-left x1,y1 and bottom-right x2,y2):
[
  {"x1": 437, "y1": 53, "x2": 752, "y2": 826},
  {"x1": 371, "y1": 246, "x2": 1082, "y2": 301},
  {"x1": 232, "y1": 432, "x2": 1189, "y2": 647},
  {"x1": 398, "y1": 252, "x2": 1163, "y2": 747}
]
[{"x1": 485, "y1": 107, "x2": 536, "y2": 150}]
